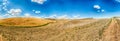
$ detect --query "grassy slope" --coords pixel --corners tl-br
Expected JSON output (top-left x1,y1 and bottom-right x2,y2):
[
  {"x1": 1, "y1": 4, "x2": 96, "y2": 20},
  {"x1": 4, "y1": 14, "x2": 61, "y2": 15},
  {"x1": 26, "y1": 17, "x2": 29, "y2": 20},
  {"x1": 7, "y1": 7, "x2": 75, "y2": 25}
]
[
  {"x1": 0, "y1": 17, "x2": 55, "y2": 27},
  {"x1": 0, "y1": 18, "x2": 118, "y2": 41}
]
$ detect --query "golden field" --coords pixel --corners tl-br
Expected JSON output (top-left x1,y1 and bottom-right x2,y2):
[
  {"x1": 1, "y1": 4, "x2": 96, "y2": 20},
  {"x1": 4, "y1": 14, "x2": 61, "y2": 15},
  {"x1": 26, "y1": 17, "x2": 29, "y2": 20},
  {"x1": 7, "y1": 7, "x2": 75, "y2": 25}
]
[
  {"x1": 0, "y1": 17, "x2": 119, "y2": 41},
  {"x1": 0, "y1": 17, "x2": 55, "y2": 27}
]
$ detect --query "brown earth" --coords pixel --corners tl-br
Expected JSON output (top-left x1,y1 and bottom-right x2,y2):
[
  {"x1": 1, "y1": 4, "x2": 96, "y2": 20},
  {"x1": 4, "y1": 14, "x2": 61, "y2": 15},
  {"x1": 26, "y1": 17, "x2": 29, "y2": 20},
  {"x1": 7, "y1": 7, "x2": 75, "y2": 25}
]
[
  {"x1": 101, "y1": 18, "x2": 120, "y2": 41},
  {"x1": 0, "y1": 18, "x2": 120, "y2": 41},
  {"x1": 0, "y1": 35, "x2": 2, "y2": 41}
]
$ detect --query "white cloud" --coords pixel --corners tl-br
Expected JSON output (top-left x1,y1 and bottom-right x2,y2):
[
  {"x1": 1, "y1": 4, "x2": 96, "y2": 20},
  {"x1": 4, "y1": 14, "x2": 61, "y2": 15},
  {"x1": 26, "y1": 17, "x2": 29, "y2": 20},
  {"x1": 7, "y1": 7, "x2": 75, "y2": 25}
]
[
  {"x1": 35, "y1": 11, "x2": 41, "y2": 14},
  {"x1": 0, "y1": 13, "x2": 11, "y2": 19},
  {"x1": 0, "y1": 0, "x2": 9, "y2": 11},
  {"x1": 93, "y1": 5, "x2": 105, "y2": 13},
  {"x1": 58, "y1": 15, "x2": 69, "y2": 19},
  {"x1": 73, "y1": 15, "x2": 80, "y2": 19},
  {"x1": 32, "y1": 10, "x2": 35, "y2": 11},
  {"x1": 101, "y1": 9, "x2": 105, "y2": 12},
  {"x1": 93, "y1": 5, "x2": 101, "y2": 9},
  {"x1": 49, "y1": 14, "x2": 57, "y2": 18},
  {"x1": 97, "y1": 10, "x2": 100, "y2": 12},
  {"x1": 3, "y1": 14, "x2": 10, "y2": 16},
  {"x1": 2, "y1": 2, "x2": 7, "y2": 5},
  {"x1": 8, "y1": 9, "x2": 22, "y2": 16},
  {"x1": 116, "y1": 0, "x2": 120, "y2": 2},
  {"x1": 2, "y1": 6, "x2": 7, "y2": 11},
  {"x1": 24, "y1": 13, "x2": 31, "y2": 17},
  {"x1": 48, "y1": 14, "x2": 80, "y2": 19},
  {"x1": 3, "y1": 0, "x2": 8, "y2": 2},
  {"x1": 2, "y1": 0, "x2": 9, "y2": 5},
  {"x1": 0, "y1": 15, "x2": 4, "y2": 19},
  {"x1": 3, "y1": 14, "x2": 14, "y2": 18},
  {"x1": 97, "y1": 9, "x2": 105, "y2": 13},
  {"x1": 32, "y1": 10, "x2": 41, "y2": 14},
  {"x1": 31, "y1": 0, "x2": 47, "y2": 4}
]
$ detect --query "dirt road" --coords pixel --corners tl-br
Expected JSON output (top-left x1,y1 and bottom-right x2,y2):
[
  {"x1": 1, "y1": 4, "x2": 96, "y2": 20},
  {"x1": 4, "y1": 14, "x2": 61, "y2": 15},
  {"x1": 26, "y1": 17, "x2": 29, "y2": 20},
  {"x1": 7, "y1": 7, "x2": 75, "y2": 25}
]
[
  {"x1": 101, "y1": 18, "x2": 120, "y2": 41},
  {"x1": 0, "y1": 35, "x2": 3, "y2": 41}
]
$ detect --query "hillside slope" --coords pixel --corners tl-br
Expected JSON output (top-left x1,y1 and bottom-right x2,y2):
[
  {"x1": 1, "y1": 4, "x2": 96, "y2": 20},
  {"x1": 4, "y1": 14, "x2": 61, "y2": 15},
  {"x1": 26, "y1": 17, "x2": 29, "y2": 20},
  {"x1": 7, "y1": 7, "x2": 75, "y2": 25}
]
[
  {"x1": 0, "y1": 18, "x2": 120, "y2": 41},
  {"x1": 0, "y1": 17, "x2": 55, "y2": 26}
]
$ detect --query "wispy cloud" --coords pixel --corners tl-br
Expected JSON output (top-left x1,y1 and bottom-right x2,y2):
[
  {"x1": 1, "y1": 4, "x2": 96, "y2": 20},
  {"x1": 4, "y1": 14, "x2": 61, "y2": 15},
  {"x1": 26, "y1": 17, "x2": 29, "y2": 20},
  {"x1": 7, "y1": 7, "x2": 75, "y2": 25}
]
[
  {"x1": 31, "y1": 0, "x2": 47, "y2": 4},
  {"x1": 0, "y1": 0, "x2": 9, "y2": 12},
  {"x1": 0, "y1": 15, "x2": 4, "y2": 19},
  {"x1": 72, "y1": 15, "x2": 80, "y2": 19},
  {"x1": 48, "y1": 14, "x2": 57, "y2": 18},
  {"x1": 8, "y1": 9, "x2": 22, "y2": 16},
  {"x1": 93, "y1": 5, "x2": 105, "y2": 13},
  {"x1": 24, "y1": 13, "x2": 31, "y2": 17},
  {"x1": 42, "y1": 14, "x2": 81, "y2": 19},
  {"x1": 32, "y1": 10, "x2": 41, "y2": 14},
  {"x1": 115, "y1": 0, "x2": 120, "y2": 2},
  {"x1": 57, "y1": 15, "x2": 69, "y2": 19}
]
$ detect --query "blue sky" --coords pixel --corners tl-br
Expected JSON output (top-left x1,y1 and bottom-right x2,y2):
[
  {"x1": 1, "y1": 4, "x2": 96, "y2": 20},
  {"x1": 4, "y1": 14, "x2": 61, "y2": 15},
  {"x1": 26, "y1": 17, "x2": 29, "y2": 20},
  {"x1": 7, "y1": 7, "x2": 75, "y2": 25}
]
[{"x1": 0, "y1": 0, "x2": 120, "y2": 18}]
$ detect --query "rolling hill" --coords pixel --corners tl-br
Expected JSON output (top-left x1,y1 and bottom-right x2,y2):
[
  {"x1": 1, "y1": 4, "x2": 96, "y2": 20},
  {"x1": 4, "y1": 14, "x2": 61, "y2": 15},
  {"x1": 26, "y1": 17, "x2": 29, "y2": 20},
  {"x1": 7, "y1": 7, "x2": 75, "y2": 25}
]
[
  {"x1": 0, "y1": 17, "x2": 55, "y2": 27},
  {"x1": 0, "y1": 17, "x2": 120, "y2": 41}
]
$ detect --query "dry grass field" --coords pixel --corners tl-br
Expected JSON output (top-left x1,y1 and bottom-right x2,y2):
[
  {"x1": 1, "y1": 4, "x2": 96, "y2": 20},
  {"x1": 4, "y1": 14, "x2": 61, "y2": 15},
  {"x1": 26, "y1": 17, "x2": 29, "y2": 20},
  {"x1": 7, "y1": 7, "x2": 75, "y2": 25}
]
[
  {"x1": 0, "y1": 17, "x2": 55, "y2": 26},
  {"x1": 0, "y1": 17, "x2": 119, "y2": 41}
]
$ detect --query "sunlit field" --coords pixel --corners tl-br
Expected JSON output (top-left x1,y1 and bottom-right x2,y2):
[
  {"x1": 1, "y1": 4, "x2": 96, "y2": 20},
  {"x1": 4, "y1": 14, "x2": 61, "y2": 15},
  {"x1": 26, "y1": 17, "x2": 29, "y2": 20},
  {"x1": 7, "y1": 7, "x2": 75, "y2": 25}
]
[
  {"x1": 0, "y1": 17, "x2": 119, "y2": 41},
  {"x1": 1, "y1": 0, "x2": 120, "y2": 41}
]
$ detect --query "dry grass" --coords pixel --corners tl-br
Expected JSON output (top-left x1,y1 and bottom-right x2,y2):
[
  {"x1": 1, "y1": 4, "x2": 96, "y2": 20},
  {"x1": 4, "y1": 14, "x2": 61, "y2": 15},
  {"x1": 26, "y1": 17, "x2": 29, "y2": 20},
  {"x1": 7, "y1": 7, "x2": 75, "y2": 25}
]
[
  {"x1": 0, "y1": 17, "x2": 55, "y2": 26},
  {"x1": 0, "y1": 17, "x2": 120, "y2": 41}
]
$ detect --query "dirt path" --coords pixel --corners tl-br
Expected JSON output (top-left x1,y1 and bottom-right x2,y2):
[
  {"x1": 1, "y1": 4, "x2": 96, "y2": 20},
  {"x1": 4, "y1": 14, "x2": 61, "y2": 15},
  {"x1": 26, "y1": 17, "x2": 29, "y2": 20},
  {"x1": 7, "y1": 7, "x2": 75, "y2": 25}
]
[
  {"x1": 0, "y1": 35, "x2": 3, "y2": 41},
  {"x1": 101, "y1": 18, "x2": 120, "y2": 41}
]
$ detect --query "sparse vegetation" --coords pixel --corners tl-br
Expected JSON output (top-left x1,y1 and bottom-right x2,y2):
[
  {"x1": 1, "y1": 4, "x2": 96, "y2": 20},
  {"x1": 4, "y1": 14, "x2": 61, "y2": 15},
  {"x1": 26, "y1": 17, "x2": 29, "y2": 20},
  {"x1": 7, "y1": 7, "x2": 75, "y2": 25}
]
[{"x1": 0, "y1": 17, "x2": 119, "y2": 41}]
